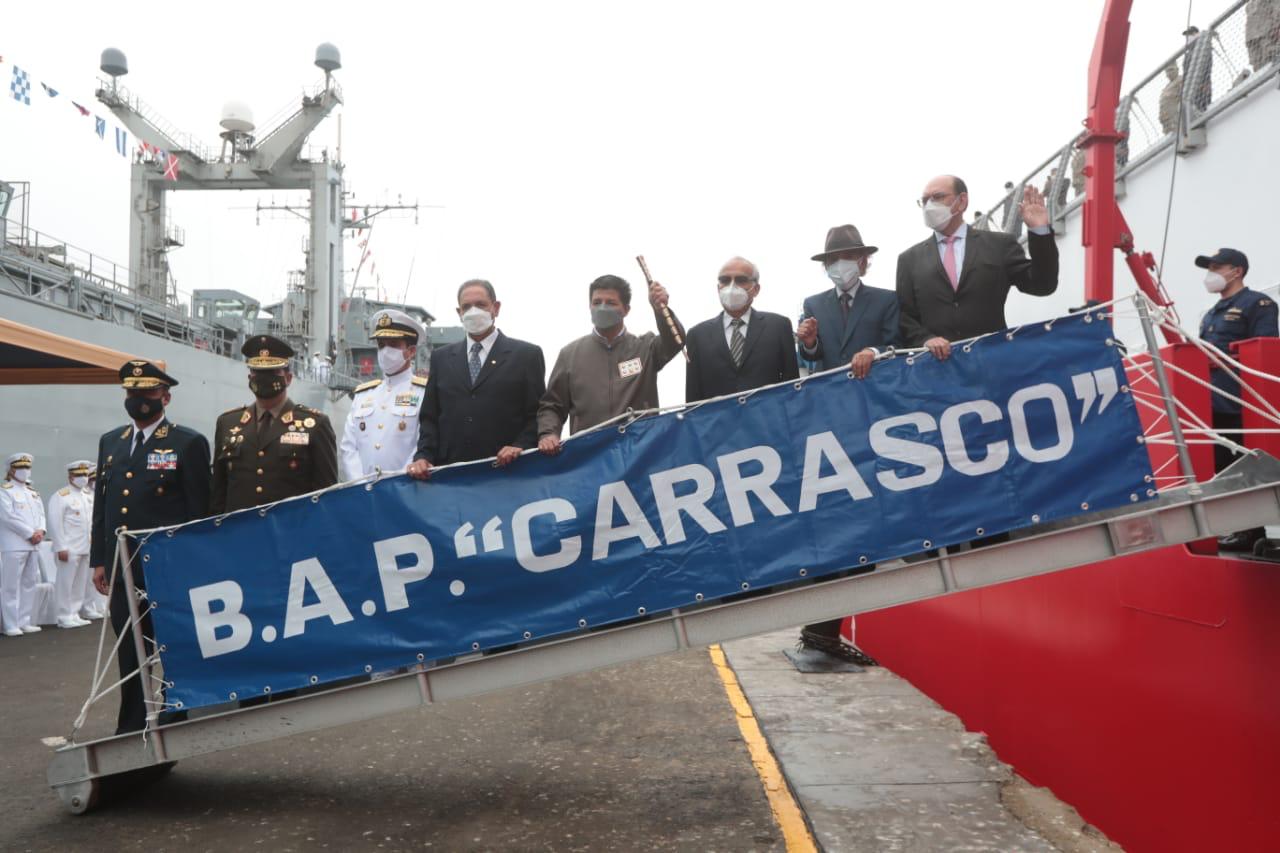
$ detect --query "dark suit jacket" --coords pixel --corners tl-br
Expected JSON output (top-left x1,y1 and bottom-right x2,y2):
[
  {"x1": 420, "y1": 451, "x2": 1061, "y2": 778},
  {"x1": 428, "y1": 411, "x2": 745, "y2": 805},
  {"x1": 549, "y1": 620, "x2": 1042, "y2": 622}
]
[
  {"x1": 685, "y1": 310, "x2": 800, "y2": 402},
  {"x1": 896, "y1": 228, "x2": 1059, "y2": 347},
  {"x1": 90, "y1": 418, "x2": 211, "y2": 569},
  {"x1": 415, "y1": 331, "x2": 546, "y2": 465},
  {"x1": 210, "y1": 399, "x2": 338, "y2": 515},
  {"x1": 800, "y1": 285, "x2": 899, "y2": 371}
]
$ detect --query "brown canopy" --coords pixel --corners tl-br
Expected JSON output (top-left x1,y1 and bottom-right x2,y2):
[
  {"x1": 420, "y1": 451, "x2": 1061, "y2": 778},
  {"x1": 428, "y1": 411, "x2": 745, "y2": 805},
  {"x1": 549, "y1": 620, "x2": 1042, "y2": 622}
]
[{"x1": 0, "y1": 317, "x2": 165, "y2": 385}]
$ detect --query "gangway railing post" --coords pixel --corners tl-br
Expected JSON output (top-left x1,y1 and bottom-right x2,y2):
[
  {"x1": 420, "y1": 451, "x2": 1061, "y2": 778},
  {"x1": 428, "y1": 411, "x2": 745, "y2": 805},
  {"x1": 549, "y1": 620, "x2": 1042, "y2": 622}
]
[
  {"x1": 1135, "y1": 296, "x2": 1211, "y2": 537},
  {"x1": 116, "y1": 532, "x2": 169, "y2": 762}
]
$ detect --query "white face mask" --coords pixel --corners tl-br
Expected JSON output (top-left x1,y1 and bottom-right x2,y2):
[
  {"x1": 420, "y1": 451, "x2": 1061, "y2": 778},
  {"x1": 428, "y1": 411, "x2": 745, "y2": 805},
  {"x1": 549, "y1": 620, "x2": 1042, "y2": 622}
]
[
  {"x1": 12, "y1": 468, "x2": 31, "y2": 484},
  {"x1": 1204, "y1": 271, "x2": 1230, "y2": 293},
  {"x1": 377, "y1": 346, "x2": 409, "y2": 376},
  {"x1": 826, "y1": 259, "x2": 861, "y2": 292},
  {"x1": 460, "y1": 307, "x2": 494, "y2": 336},
  {"x1": 72, "y1": 476, "x2": 89, "y2": 490},
  {"x1": 923, "y1": 199, "x2": 956, "y2": 232},
  {"x1": 718, "y1": 284, "x2": 751, "y2": 312}
]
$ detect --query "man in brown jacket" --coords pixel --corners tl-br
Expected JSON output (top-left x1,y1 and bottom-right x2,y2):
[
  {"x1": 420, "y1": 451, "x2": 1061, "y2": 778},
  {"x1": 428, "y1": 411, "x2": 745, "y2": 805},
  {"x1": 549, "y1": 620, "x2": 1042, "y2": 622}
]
[
  {"x1": 210, "y1": 335, "x2": 338, "y2": 514},
  {"x1": 537, "y1": 274, "x2": 684, "y2": 453}
]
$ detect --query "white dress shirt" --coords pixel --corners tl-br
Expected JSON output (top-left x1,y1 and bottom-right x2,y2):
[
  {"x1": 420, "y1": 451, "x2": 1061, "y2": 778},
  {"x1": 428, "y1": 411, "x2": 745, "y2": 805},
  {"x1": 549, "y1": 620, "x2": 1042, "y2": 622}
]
[{"x1": 934, "y1": 221, "x2": 1051, "y2": 272}]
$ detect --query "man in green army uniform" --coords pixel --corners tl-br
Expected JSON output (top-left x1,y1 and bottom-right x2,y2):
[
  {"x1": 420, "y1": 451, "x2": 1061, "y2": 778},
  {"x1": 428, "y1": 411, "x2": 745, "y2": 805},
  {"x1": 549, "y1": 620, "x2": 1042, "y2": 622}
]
[{"x1": 211, "y1": 335, "x2": 338, "y2": 514}]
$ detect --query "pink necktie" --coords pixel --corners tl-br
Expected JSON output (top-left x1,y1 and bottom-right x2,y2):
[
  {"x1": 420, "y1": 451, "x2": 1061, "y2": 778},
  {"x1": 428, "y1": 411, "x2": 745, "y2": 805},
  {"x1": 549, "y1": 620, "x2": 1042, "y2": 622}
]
[{"x1": 942, "y1": 235, "x2": 959, "y2": 290}]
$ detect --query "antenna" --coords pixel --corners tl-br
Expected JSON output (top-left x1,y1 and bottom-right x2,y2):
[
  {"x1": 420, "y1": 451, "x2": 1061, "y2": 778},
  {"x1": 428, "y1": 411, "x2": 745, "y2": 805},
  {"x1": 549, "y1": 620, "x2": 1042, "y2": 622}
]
[
  {"x1": 315, "y1": 43, "x2": 342, "y2": 91},
  {"x1": 99, "y1": 48, "x2": 128, "y2": 93}
]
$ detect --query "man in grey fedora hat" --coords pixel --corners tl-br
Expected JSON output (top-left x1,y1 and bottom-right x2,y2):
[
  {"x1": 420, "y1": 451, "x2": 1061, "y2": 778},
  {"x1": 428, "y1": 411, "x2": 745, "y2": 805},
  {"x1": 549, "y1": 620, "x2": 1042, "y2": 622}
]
[
  {"x1": 794, "y1": 225, "x2": 898, "y2": 668},
  {"x1": 798, "y1": 224, "x2": 899, "y2": 379}
]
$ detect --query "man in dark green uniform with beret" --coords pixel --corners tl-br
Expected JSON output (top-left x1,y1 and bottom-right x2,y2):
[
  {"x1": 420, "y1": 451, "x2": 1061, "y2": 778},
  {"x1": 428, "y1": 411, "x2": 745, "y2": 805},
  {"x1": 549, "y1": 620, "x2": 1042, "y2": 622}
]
[
  {"x1": 90, "y1": 360, "x2": 211, "y2": 734},
  {"x1": 211, "y1": 335, "x2": 338, "y2": 514}
]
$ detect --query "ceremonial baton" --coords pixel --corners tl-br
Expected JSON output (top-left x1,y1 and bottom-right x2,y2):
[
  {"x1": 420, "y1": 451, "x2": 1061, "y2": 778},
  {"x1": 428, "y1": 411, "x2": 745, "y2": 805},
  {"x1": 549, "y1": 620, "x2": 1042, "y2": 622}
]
[{"x1": 635, "y1": 255, "x2": 690, "y2": 363}]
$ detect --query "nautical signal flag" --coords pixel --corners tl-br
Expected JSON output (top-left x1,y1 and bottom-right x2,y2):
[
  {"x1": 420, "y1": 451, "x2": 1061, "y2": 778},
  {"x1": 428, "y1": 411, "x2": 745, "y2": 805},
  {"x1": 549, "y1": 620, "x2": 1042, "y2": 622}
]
[
  {"x1": 72, "y1": 100, "x2": 90, "y2": 116},
  {"x1": 40, "y1": 82, "x2": 58, "y2": 98},
  {"x1": 163, "y1": 152, "x2": 180, "y2": 181},
  {"x1": 95, "y1": 116, "x2": 106, "y2": 139},
  {"x1": 115, "y1": 127, "x2": 128, "y2": 157},
  {"x1": 10, "y1": 66, "x2": 31, "y2": 105}
]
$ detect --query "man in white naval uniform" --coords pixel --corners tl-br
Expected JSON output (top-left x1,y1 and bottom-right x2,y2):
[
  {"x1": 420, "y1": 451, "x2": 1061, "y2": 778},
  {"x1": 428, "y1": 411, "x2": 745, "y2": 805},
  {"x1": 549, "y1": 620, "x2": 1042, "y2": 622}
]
[
  {"x1": 47, "y1": 460, "x2": 96, "y2": 628},
  {"x1": 1, "y1": 452, "x2": 47, "y2": 636},
  {"x1": 339, "y1": 308, "x2": 428, "y2": 480},
  {"x1": 82, "y1": 462, "x2": 106, "y2": 618}
]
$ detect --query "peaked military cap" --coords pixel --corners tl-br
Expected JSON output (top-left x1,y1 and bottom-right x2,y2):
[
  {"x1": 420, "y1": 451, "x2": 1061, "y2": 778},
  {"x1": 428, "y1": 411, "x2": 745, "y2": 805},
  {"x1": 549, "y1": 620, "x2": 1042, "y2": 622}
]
[
  {"x1": 370, "y1": 308, "x2": 425, "y2": 343},
  {"x1": 6, "y1": 452, "x2": 33, "y2": 468},
  {"x1": 120, "y1": 360, "x2": 178, "y2": 389},
  {"x1": 242, "y1": 335, "x2": 295, "y2": 369},
  {"x1": 67, "y1": 459, "x2": 93, "y2": 475}
]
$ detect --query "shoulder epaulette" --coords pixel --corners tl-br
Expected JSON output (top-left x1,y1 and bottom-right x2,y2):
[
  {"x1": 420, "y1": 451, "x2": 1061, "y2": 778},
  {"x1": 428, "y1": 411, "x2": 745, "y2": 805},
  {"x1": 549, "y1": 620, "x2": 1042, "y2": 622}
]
[
  {"x1": 355, "y1": 379, "x2": 383, "y2": 393},
  {"x1": 58, "y1": 486, "x2": 71, "y2": 496},
  {"x1": 1, "y1": 482, "x2": 11, "y2": 490},
  {"x1": 411, "y1": 375, "x2": 428, "y2": 387}
]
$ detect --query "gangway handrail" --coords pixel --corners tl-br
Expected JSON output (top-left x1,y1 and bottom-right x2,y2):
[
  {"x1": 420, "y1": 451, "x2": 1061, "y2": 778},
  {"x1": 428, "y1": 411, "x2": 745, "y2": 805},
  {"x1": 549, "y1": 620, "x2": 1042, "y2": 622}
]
[{"x1": 45, "y1": 451, "x2": 1280, "y2": 814}]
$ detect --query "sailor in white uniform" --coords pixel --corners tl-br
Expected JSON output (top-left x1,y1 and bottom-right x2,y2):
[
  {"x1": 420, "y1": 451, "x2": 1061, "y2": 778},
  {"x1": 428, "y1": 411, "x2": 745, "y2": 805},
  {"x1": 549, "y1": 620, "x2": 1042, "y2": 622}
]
[
  {"x1": 46, "y1": 460, "x2": 97, "y2": 628},
  {"x1": 81, "y1": 462, "x2": 107, "y2": 619},
  {"x1": 339, "y1": 309, "x2": 429, "y2": 481},
  {"x1": 1, "y1": 452, "x2": 47, "y2": 636}
]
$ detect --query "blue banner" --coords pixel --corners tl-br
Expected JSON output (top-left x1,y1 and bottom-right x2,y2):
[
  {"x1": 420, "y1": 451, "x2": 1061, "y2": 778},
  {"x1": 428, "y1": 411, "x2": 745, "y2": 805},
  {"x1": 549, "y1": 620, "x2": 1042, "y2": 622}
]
[{"x1": 136, "y1": 311, "x2": 1153, "y2": 710}]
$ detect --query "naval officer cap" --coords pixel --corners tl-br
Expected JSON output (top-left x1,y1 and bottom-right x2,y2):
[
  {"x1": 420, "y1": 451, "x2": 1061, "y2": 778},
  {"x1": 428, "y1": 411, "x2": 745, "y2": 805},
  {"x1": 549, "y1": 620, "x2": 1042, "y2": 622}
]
[
  {"x1": 67, "y1": 459, "x2": 94, "y2": 475},
  {"x1": 242, "y1": 335, "x2": 295, "y2": 369},
  {"x1": 119, "y1": 360, "x2": 179, "y2": 389},
  {"x1": 1194, "y1": 248, "x2": 1249, "y2": 274},
  {"x1": 370, "y1": 309, "x2": 425, "y2": 344},
  {"x1": 6, "y1": 452, "x2": 34, "y2": 468}
]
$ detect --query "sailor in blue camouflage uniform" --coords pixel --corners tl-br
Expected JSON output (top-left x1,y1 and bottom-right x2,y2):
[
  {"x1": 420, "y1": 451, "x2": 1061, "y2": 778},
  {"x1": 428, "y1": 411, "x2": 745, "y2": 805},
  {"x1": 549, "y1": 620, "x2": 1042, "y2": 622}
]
[
  {"x1": 90, "y1": 360, "x2": 212, "y2": 733},
  {"x1": 1196, "y1": 247, "x2": 1278, "y2": 550}
]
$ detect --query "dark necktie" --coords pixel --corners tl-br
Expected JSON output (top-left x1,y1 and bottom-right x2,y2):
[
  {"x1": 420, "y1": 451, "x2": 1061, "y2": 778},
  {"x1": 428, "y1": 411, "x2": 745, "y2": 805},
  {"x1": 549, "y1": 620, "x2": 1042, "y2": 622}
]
[
  {"x1": 469, "y1": 341, "x2": 484, "y2": 385},
  {"x1": 840, "y1": 292, "x2": 853, "y2": 324},
  {"x1": 729, "y1": 318, "x2": 745, "y2": 368},
  {"x1": 130, "y1": 431, "x2": 145, "y2": 461}
]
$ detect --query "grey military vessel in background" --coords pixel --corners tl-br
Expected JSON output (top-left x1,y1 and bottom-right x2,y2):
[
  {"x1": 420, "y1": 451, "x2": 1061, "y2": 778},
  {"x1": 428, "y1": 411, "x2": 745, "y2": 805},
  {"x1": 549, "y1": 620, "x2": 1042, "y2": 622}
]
[{"x1": 0, "y1": 44, "x2": 462, "y2": 498}]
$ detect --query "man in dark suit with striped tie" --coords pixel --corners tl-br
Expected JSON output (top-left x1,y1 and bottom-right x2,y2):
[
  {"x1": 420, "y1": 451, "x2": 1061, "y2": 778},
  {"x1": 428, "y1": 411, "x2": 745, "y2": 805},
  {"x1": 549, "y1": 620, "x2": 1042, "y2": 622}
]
[
  {"x1": 684, "y1": 257, "x2": 800, "y2": 402},
  {"x1": 797, "y1": 224, "x2": 900, "y2": 379}
]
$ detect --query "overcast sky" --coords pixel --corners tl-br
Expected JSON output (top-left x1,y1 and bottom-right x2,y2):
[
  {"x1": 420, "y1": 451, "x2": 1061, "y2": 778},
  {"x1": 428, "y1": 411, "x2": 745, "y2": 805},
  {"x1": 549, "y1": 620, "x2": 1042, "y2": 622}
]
[{"x1": 2, "y1": 1, "x2": 1210, "y2": 402}]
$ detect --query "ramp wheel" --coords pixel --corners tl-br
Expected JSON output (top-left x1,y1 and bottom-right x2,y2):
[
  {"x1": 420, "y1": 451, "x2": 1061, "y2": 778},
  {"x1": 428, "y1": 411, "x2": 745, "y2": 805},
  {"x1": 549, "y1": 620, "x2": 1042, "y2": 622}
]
[
  {"x1": 58, "y1": 762, "x2": 176, "y2": 815},
  {"x1": 59, "y1": 779, "x2": 99, "y2": 815}
]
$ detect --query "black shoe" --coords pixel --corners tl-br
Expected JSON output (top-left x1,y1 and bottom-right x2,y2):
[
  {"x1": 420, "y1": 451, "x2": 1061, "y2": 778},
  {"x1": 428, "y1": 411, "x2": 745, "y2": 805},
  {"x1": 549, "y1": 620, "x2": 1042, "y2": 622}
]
[
  {"x1": 798, "y1": 628, "x2": 879, "y2": 667},
  {"x1": 1218, "y1": 528, "x2": 1265, "y2": 552}
]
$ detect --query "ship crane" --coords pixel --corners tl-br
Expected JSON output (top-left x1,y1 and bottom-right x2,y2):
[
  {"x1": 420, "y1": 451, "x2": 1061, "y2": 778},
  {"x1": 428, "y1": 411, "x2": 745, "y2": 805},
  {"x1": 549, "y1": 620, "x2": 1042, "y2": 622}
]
[{"x1": 95, "y1": 44, "x2": 345, "y2": 362}]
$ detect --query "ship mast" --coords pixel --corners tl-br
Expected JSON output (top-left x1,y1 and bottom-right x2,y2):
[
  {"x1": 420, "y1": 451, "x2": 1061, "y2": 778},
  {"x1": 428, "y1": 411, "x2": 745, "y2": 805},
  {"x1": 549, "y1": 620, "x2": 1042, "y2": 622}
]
[
  {"x1": 1081, "y1": 0, "x2": 1183, "y2": 344},
  {"x1": 95, "y1": 45, "x2": 347, "y2": 361}
]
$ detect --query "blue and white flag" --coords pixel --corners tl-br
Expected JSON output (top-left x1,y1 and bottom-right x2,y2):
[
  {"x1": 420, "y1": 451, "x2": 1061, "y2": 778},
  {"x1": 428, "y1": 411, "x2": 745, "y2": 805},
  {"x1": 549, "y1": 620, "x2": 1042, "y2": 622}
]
[
  {"x1": 40, "y1": 81, "x2": 58, "y2": 98},
  {"x1": 114, "y1": 127, "x2": 127, "y2": 156},
  {"x1": 10, "y1": 66, "x2": 31, "y2": 105},
  {"x1": 135, "y1": 310, "x2": 1155, "y2": 710},
  {"x1": 94, "y1": 116, "x2": 106, "y2": 139}
]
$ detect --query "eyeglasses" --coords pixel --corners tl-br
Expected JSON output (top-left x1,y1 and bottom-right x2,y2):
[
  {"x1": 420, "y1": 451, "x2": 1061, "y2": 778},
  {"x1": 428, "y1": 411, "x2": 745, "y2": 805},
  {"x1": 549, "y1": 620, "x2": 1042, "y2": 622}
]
[
  {"x1": 717, "y1": 275, "x2": 757, "y2": 286},
  {"x1": 916, "y1": 191, "x2": 955, "y2": 208}
]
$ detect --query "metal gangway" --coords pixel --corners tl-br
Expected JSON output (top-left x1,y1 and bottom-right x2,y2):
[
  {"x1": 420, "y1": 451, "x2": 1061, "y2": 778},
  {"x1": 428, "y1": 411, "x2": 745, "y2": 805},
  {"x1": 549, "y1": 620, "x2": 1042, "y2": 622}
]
[{"x1": 46, "y1": 296, "x2": 1280, "y2": 814}]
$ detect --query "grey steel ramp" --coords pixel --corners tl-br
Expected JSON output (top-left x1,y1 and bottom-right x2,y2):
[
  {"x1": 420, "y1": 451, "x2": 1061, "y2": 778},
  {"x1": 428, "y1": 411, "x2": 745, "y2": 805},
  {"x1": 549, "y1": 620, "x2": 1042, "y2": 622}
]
[
  {"x1": 724, "y1": 631, "x2": 1082, "y2": 852},
  {"x1": 46, "y1": 454, "x2": 1280, "y2": 814}
]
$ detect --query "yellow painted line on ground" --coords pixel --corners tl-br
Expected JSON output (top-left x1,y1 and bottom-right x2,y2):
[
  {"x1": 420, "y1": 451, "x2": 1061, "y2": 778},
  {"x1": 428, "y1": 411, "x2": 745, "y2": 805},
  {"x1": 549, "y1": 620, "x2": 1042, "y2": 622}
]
[{"x1": 709, "y1": 644, "x2": 818, "y2": 853}]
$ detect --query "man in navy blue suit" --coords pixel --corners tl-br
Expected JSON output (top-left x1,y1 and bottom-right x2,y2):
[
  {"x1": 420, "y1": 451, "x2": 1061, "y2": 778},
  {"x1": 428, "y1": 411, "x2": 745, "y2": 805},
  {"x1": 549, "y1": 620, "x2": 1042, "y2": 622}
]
[{"x1": 797, "y1": 224, "x2": 899, "y2": 379}]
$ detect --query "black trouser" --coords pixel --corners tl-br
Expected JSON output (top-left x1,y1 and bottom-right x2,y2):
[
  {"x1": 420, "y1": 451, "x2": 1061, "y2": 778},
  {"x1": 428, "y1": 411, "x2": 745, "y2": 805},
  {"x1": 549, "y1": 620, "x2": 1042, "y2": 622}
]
[
  {"x1": 1213, "y1": 410, "x2": 1243, "y2": 474},
  {"x1": 109, "y1": 566, "x2": 155, "y2": 735}
]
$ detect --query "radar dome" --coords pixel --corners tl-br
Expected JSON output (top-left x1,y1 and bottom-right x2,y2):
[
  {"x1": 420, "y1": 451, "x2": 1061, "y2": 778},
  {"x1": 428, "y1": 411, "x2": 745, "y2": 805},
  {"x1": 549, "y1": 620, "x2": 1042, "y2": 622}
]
[
  {"x1": 315, "y1": 43, "x2": 342, "y2": 73},
  {"x1": 100, "y1": 48, "x2": 128, "y2": 77},
  {"x1": 219, "y1": 101, "x2": 256, "y2": 134}
]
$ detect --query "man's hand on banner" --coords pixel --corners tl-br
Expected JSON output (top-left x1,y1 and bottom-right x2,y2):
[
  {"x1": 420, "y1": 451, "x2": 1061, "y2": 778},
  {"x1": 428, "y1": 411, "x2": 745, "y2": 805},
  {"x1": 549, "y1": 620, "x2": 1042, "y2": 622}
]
[
  {"x1": 924, "y1": 336, "x2": 952, "y2": 361},
  {"x1": 849, "y1": 348, "x2": 876, "y2": 379},
  {"x1": 406, "y1": 459, "x2": 432, "y2": 480},
  {"x1": 495, "y1": 446, "x2": 523, "y2": 467},
  {"x1": 538, "y1": 435, "x2": 562, "y2": 456}
]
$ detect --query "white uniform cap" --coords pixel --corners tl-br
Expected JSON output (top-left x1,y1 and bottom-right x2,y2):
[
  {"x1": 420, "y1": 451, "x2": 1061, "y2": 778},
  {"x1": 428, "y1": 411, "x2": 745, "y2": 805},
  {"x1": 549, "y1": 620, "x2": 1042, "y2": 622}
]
[
  {"x1": 67, "y1": 460, "x2": 94, "y2": 474},
  {"x1": 6, "y1": 452, "x2": 34, "y2": 468}
]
